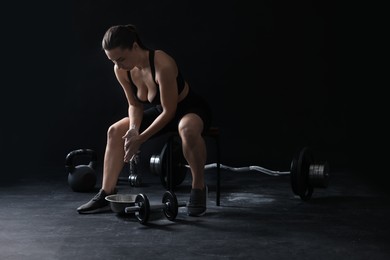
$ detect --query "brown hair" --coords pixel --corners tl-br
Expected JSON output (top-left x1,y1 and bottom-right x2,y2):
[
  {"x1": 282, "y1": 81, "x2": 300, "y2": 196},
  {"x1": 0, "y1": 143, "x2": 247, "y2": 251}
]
[{"x1": 102, "y1": 24, "x2": 147, "y2": 50}]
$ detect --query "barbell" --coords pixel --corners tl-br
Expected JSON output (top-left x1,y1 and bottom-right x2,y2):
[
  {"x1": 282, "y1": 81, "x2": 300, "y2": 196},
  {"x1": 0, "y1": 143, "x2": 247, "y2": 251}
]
[{"x1": 150, "y1": 145, "x2": 329, "y2": 201}]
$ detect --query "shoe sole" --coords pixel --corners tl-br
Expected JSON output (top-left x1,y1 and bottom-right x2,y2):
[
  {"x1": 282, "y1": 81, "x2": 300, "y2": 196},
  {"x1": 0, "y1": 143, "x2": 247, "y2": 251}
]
[
  {"x1": 77, "y1": 205, "x2": 111, "y2": 214},
  {"x1": 187, "y1": 185, "x2": 208, "y2": 216},
  {"x1": 187, "y1": 207, "x2": 207, "y2": 217}
]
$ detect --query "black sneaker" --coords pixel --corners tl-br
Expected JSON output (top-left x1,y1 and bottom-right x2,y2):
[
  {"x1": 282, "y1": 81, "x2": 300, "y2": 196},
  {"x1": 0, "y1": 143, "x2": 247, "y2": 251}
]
[
  {"x1": 77, "y1": 189, "x2": 116, "y2": 214},
  {"x1": 187, "y1": 185, "x2": 208, "y2": 216}
]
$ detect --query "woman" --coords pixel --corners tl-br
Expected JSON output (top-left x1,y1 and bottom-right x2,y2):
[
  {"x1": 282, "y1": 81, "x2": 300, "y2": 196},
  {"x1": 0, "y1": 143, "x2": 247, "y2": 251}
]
[{"x1": 77, "y1": 24, "x2": 212, "y2": 217}]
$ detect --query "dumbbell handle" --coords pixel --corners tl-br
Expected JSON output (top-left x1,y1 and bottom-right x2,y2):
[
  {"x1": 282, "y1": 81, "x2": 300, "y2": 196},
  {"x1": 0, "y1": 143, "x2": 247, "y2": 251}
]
[
  {"x1": 125, "y1": 205, "x2": 141, "y2": 214},
  {"x1": 150, "y1": 201, "x2": 186, "y2": 211},
  {"x1": 125, "y1": 201, "x2": 186, "y2": 214}
]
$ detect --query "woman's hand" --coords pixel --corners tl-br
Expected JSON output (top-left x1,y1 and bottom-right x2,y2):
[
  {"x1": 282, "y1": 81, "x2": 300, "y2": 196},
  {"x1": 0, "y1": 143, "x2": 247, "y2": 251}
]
[{"x1": 122, "y1": 129, "x2": 142, "y2": 163}]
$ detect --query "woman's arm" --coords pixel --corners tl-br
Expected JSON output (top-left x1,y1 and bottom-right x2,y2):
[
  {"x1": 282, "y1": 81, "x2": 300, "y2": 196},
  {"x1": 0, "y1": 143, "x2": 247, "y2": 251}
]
[
  {"x1": 113, "y1": 65, "x2": 145, "y2": 162},
  {"x1": 138, "y1": 51, "x2": 179, "y2": 142},
  {"x1": 113, "y1": 65, "x2": 144, "y2": 131}
]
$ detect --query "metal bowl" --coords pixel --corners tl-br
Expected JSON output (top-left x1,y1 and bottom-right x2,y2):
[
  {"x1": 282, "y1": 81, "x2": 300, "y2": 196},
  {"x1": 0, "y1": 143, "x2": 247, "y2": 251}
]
[{"x1": 105, "y1": 194, "x2": 137, "y2": 214}]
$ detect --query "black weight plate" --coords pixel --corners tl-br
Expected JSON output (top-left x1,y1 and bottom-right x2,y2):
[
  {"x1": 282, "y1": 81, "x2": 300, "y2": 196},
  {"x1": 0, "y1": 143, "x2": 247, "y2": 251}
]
[
  {"x1": 159, "y1": 144, "x2": 169, "y2": 188},
  {"x1": 170, "y1": 136, "x2": 187, "y2": 186},
  {"x1": 159, "y1": 136, "x2": 187, "y2": 189},
  {"x1": 162, "y1": 191, "x2": 178, "y2": 221},
  {"x1": 300, "y1": 186, "x2": 314, "y2": 201},
  {"x1": 296, "y1": 147, "x2": 314, "y2": 201},
  {"x1": 290, "y1": 150, "x2": 299, "y2": 195},
  {"x1": 135, "y1": 193, "x2": 150, "y2": 225}
]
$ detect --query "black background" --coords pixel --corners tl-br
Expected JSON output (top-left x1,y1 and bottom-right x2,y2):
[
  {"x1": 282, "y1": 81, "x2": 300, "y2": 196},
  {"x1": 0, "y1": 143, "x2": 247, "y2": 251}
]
[{"x1": 0, "y1": 1, "x2": 386, "y2": 187}]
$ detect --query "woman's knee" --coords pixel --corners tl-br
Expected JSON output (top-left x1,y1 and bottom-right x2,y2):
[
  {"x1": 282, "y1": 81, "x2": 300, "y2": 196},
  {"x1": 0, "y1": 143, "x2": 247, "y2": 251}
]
[
  {"x1": 107, "y1": 118, "x2": 128, "y2": 141},
  {"x1": 179, "y1": 126, "x2": 198, "y2": 141},
  {"x1": 179, "y1": 122, "x2": 202, "y2": 146}
]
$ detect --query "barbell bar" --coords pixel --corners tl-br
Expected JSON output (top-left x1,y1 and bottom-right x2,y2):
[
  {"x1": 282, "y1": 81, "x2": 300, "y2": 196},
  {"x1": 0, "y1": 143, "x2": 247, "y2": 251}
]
[{"x1": 150, "y1": 146, "x2": 329, "y2": 201}]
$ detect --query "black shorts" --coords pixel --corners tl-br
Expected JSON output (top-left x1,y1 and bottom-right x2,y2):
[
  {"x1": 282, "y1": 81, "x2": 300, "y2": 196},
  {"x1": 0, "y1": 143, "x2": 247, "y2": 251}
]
[{"x1": 139, "y1": 89, "x2": 212, "y2": 136}]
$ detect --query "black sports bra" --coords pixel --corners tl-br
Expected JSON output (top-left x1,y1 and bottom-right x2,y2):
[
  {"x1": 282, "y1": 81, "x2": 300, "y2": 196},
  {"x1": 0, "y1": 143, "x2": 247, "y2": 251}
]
[{"x1": 127, "y1": 50, "x2": 186, "y2": 105}]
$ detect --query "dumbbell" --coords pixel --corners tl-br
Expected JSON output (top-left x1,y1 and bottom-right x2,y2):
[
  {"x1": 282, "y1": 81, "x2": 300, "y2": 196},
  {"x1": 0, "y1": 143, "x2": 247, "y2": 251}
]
[
  {"x1": 117, "y1": 159, "x2": 142, "y2": 187},
  {"x1": 128, "y1": 153, "x2": 143, "y2": 187},
  {"x1": 124, "y1": 191, "x2": 186, "y2": 225}
]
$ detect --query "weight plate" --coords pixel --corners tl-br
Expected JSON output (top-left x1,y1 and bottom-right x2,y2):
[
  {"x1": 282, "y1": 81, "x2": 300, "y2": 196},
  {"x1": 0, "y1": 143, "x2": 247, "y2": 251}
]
[
  {"x1": 135, "y1": 193, "x2": 150, "y2": 225},
  {"x1": 159, "y1": 136, "x2": 187, "y2": 189},
  {"x1": 162, "y1": 191, "x2": 178, "y2": 221},
  {"x1": 290, "y1": 150, "x2": 299, "y2": 195},
  {"x1": 149, "y1": 155, "x2": 161, "y2": 175},
  {"x1": 296, "y1": 147, "x2": 314, "y2": 201}
]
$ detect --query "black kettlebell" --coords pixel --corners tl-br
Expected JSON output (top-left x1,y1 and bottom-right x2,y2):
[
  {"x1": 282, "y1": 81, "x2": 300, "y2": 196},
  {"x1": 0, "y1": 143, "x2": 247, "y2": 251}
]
[{"x1": 65, "y1": 149, "x2": 97, "y2": 192}]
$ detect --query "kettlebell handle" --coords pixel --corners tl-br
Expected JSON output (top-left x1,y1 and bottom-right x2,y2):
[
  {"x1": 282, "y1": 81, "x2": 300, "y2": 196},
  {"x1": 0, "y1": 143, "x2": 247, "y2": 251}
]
[{"x1": 65, "y1": 149, "x2": 97, "y2": 172}]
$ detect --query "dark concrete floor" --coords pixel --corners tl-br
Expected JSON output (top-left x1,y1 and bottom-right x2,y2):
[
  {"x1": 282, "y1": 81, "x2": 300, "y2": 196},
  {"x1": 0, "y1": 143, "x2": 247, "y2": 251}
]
[{"x1": 1, "y1": 167, "x2": 389, "y2": 260}]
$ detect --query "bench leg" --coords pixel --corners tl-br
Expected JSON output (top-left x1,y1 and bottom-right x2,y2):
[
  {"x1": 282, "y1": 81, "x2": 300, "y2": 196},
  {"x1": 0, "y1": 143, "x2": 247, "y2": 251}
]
[
  {"x1": 215, "y1": 135, "x2": 221, "y2": 206},
  {"x1": 167, "y1": 134, "x2": 174, "y2": 192}
]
